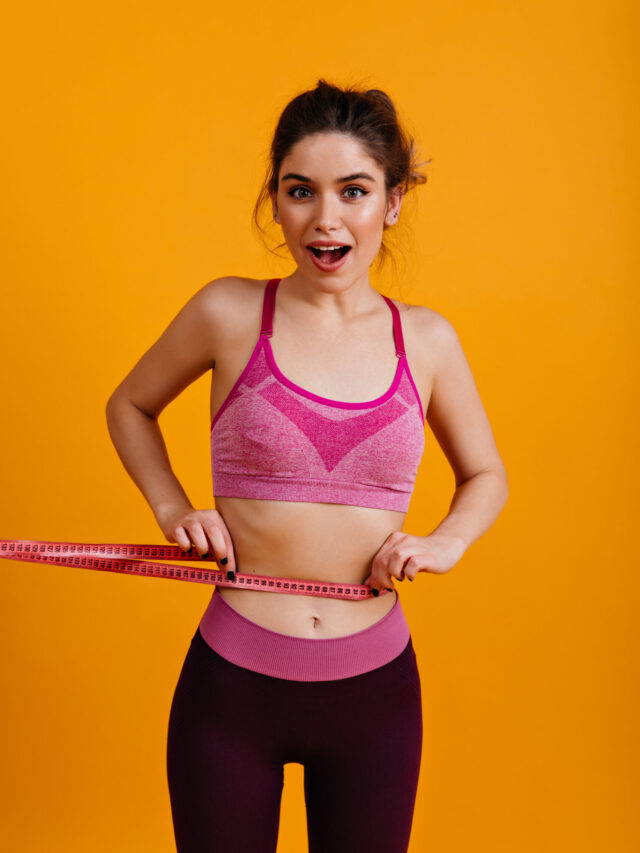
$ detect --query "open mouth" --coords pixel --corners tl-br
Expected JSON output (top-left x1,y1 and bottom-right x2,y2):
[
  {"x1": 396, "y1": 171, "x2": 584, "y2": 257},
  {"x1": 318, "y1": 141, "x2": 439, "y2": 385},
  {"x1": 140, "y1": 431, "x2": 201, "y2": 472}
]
[{"x1": 309, "y1": 246, "x2": 351, "y2": 262}]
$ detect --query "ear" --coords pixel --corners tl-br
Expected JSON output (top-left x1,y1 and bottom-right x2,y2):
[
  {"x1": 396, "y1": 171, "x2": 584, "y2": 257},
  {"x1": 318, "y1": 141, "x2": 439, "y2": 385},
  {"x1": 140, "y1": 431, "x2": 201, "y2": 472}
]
[
  {"x1": 384, "y1": 186, "x2": 404, "y2": 226},
  {"x1": 269, "y1": 190, "x2": 279, "y2": 223}
]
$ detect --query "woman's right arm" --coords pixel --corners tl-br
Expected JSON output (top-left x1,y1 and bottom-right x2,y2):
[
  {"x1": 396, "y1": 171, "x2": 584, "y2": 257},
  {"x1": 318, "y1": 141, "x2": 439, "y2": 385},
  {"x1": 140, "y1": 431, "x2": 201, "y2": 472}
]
[{"x1": 105, "y1": 277, "x2": 237, "y2": 570}]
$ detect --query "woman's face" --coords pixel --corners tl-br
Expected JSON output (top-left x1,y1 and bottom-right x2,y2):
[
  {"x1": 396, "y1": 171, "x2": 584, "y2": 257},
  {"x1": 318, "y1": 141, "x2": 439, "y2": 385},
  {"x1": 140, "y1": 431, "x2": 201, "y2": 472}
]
[{"x1": 270, "y1": 132, "x2": 402, "y2": 285}]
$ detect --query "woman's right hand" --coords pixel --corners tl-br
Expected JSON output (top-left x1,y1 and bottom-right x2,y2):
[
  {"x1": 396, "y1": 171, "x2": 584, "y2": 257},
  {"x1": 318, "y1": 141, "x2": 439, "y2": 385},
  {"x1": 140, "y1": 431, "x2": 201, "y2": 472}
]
[{"x1": 158, "y1": 507, "x2": 237, "y2": 575}]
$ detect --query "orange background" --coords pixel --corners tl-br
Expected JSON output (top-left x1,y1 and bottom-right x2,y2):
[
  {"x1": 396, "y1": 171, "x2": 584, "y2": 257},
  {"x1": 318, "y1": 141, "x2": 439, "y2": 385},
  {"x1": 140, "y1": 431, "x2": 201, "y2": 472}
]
[{"x1": 1, "y1": 1, "x2": 638, "y2": 851}]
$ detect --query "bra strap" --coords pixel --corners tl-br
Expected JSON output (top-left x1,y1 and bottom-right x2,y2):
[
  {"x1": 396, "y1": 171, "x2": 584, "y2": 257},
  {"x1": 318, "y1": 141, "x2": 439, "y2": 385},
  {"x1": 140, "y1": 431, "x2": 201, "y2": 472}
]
[
  {"x1": 260, "y1": 278, "x2": 280, "y2": 338},
  {"x1": 382, "y1": 295, "x2": 406, "y2": 358}
]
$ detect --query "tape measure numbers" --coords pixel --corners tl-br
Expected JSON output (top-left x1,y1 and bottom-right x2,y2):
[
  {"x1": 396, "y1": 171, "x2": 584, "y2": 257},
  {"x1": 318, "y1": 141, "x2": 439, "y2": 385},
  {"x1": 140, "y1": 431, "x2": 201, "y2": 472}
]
[{"x1": 0, "y1": 539, "x2": 389, "y2": 601}]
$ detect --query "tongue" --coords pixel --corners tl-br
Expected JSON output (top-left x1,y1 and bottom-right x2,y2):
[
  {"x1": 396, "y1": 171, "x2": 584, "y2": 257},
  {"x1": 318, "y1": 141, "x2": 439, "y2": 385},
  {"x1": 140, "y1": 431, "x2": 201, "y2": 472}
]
[{"x1": 316, "y1": 248, "x2": 345, "y2": 263}]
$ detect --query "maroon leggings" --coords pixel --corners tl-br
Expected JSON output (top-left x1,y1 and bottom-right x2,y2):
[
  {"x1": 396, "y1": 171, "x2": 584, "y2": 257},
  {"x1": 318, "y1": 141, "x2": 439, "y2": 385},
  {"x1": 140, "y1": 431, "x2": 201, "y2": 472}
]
[{"x1": 166, "y1": 627, "x2": 423, "y2": 852}]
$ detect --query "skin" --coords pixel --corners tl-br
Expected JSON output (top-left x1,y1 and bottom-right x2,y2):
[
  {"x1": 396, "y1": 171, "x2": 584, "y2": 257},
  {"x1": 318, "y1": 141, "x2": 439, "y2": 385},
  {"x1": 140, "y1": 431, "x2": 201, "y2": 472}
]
[{"x1": 105, "y1": 131, "x2": 509, "y2": 638}]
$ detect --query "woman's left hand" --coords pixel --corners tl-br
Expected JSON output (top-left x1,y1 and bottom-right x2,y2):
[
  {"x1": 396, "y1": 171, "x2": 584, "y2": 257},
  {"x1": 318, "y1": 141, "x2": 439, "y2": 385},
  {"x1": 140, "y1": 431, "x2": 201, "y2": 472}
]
[{"x1": 362, "y1": 531, "x2": 466, "y2": 594}]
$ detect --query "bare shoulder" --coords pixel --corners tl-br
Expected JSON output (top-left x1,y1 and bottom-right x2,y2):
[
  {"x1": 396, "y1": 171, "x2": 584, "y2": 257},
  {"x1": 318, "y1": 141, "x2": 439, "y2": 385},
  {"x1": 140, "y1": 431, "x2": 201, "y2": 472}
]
[
  {"x1": 105, "y1": 276, "x2": 268, "y2": 413},
  {"x1": 199, "y1": 275, "x2": 267, "y2": 325},
  {"x1": 196, "y1": 275, "x2": 269, "y2": 351},
  {"x1": 386, "y1": 294, "x2": 450, "y2": 333},
  {"x1": 387, "y1": 295, "x2": 458, "y2": 374}
]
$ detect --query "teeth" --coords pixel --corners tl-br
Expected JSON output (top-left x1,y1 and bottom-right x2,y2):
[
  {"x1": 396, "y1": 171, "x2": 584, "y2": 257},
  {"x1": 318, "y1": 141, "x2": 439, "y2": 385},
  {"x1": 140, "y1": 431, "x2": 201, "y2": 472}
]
[{"x1": 310, "y1": 245, "x2": 345, "y2": 251}]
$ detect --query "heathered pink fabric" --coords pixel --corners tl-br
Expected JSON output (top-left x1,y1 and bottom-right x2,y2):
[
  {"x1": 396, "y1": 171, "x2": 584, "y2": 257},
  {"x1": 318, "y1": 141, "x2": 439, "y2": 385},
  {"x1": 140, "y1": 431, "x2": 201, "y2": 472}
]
[
  {"x1": 210, "y1": 278, "x2": 426, "y2": 513},
  {"x1": 198, "y1": 587, "x2": 411, "y2": 680}
]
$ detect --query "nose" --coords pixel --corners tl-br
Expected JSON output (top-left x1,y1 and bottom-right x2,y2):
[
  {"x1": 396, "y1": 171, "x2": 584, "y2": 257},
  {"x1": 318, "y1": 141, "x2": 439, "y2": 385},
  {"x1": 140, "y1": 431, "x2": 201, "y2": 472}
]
[{"x1": 313, "y1": 193, "x2": 342, "y2": 232}]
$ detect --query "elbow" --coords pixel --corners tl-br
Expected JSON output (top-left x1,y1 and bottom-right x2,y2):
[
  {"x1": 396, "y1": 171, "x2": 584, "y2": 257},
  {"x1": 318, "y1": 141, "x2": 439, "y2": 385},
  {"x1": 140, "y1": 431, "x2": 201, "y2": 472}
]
[
  {"x1": 106, "y1": 392, "x2": 156, "y2": 422},
  {"x1": 105, "y1": 393, "x2": 121, "y2": 431},
  {"x1": 105, "y1": 390, "x2": 132, "y2": 424},
  {"x1": 497, "y1": 464, "x2": 510, "y2": 509},
  {"x1": 105, "y1": 391, "x2": 121, "y2": 417},
  {"x1": 491, "y1": 459, "x2": 509, "y2": 501}
]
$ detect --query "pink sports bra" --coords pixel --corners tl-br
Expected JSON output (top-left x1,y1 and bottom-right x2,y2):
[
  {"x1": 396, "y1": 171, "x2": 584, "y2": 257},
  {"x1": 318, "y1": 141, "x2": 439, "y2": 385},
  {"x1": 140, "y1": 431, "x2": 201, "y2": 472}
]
[{"x1": 210, "y1": 278, "x2": 426, "y2": 513}]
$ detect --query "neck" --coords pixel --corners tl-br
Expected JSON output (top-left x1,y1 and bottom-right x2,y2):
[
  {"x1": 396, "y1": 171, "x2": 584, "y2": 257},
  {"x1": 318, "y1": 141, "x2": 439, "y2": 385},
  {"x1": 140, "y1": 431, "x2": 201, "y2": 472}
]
[{"x1": 280, "y1": 271, "x2": 381, "y2": 322}]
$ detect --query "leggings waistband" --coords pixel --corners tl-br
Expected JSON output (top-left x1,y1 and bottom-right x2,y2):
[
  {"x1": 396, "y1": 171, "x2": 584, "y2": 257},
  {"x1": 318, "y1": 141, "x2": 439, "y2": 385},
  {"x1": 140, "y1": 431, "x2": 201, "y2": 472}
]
[{"x1": 197, "y1": 588, "x2": 411, "y2": 681}]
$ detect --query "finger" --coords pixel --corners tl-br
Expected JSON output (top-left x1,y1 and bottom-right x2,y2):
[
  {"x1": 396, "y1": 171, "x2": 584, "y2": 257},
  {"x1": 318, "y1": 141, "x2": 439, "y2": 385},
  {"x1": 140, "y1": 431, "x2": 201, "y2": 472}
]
[
  {"x1": 368, "y1": 532, "x2": 400, "y2": 576},
  {"x1": 372, "y1": 534, "x2": 410, "y2": 586},
  {"x1": 402, "y1": 554, "x2": 422, "y2": 581},
  {"x1": 374, "y1": 531, "x2": 405, "y2": 566},
  {"x1": 172, "y1": 526, "x2": 193, "y2": 552},
  {"x1": 364, "y1": 573, "x2": 395, "y2": 596},
  {"x1": 183, "y1": 521, "x2": 210, "y2": 557},
  {"x1": 367, "y1": 563, "x2": 398, "y2": 594},
  {"x1": 361, "y1": 574, "x2": 382, "y2": 596},
  {"x1": 403, "y1": 556, "x2": 417, "y2": 581},
  {"x1": 202, "y1": 525, "x2": 227, "y2": 564},
  {"x1": 371, "y1": 586, "x2": 395, "y2": 597},
  {"x1": 387, "y1": 547, "x2": 416, "y2": 583},
  {"x1": 219, "y1": 528, "x2": 237, "y2": 572}
]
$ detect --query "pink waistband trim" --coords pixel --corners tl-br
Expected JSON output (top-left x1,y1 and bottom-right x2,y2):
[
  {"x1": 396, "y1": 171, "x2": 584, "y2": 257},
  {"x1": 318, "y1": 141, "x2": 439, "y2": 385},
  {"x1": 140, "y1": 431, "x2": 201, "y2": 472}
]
[{"x1": 197, "y1": 588, "x2": 411, "y2": 682}]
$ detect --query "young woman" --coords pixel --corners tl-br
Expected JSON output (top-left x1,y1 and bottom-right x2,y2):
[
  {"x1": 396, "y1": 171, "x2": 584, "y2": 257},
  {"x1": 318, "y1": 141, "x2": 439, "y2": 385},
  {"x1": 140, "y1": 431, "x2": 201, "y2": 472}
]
[{"x1": 106, "y1": 79, "x2": 508, "y2": 853}]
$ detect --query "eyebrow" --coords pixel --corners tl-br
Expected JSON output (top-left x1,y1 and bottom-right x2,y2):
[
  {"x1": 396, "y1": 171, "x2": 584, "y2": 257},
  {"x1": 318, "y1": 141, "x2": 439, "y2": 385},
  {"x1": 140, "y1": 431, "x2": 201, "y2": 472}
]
[{"x1": 280, "y1": 172, "x2": 377, "y2": 183}]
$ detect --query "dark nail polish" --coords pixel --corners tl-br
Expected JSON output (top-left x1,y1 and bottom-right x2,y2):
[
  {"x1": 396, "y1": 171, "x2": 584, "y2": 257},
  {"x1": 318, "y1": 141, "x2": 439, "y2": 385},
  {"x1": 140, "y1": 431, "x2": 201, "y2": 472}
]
[
  {"x1": 220, "y1": 557, "x2": 228, "y2": 565},
  {"x1": 372, "y1": 588, "x2": 379, "y2": 597},
  {"x1": 226, "y1": 570, "x2": 235, "y2": 581},
  {"x1": 202, "y1": 552, "x2": 209, "y2": 560}
]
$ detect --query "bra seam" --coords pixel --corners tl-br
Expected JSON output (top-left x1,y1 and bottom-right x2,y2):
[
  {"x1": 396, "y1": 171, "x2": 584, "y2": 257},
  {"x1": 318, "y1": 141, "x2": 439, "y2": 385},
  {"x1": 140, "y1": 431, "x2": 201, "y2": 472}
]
[
  {"x1": 381, "y1": 295, "x2": 425, "y2": 422},
  {"x1": 210, "y1": 335, "x2": 267, "y2": 431},
  {"x1": 401, "y1": 354, "x2": 426, "y2": 423}
]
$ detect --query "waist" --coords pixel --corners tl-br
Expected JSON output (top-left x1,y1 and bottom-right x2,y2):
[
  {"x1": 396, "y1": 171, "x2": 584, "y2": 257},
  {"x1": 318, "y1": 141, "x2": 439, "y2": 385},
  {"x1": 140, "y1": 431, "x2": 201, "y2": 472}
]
[
  {"x1": 212, "y1": 495, "x2": 406, "y2": 578},
  {"x1": 197, "y1": 587, "x2": 411, "y2": 681}
]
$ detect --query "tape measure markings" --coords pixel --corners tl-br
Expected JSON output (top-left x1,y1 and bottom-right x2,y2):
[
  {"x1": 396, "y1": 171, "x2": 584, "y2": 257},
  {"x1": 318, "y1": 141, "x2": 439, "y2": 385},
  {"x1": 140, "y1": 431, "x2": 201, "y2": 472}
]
[{"x1": 0, "y1": 539, "x2": 387, "y2": 601}]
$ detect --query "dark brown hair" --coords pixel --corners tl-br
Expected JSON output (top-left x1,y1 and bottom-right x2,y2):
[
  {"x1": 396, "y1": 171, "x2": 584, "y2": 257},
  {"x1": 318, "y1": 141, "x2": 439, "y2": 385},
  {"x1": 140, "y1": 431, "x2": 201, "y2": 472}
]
[{"x1": 252, "y1": 78, "x2": 431, "y2": 284}]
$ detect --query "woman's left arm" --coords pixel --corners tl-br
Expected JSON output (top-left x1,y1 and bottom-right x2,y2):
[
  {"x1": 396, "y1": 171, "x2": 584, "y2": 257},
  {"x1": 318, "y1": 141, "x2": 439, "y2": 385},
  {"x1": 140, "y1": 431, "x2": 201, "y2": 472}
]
[{"x1": 365, "y1": 312, "x2": 509, "y2": 591}]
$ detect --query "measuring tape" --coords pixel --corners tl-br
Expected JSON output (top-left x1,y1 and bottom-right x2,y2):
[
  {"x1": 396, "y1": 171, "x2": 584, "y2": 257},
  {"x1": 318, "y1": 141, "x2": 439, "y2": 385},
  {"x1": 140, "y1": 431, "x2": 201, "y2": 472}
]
[{"x1": 0, "y1": 539, "x2": 389, "y2": 601}]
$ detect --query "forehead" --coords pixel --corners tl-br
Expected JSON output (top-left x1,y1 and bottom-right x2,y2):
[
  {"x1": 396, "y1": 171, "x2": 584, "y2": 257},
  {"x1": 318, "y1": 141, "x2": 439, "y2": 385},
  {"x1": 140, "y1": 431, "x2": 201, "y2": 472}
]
[{"x1": 279, "y1": 132, "x2": 381, "y2": 178}]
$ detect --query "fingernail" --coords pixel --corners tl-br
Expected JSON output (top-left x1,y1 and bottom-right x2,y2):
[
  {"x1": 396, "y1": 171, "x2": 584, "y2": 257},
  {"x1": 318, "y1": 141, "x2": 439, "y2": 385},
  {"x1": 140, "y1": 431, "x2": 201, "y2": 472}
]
[
  {"x1": 220, "y1": 557, "x2": 228, "y2": 566},
  {"x1": 226, "y1": 570, "x2": 235, "y2": 581},
  {"x1": 202, "y1": 552, "x2": 209, "y2": 560},
  {"x1": 372, "y1": 588, "x2": 379, "y2": 597}
]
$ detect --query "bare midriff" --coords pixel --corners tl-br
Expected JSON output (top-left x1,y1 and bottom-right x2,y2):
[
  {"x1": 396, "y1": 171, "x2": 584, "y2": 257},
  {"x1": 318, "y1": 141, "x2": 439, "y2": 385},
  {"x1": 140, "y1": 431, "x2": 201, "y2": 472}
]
[{"x1": 213, "y1": 495, "x2": 406, "y2": 638}]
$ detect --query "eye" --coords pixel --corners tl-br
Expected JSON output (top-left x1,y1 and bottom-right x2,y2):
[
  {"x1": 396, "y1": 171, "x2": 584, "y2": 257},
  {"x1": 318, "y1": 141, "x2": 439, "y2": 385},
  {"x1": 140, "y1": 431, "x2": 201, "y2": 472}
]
[
  {"x1": 286, "y1": 185, "x2": 369, "y2": 201},
  {"x1": 287, "y1": 186, "x2": 312, "y2": 200},
  {"x1": 344, "y1": 186, "x2": 368, "y2": 199}
]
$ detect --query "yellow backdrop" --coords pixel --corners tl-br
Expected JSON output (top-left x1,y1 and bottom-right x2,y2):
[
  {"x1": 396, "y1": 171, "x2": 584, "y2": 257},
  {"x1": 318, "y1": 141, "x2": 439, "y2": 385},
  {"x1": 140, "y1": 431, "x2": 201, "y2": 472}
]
[{"x1": 1, "y1": 1, "x2": 637, "y2": 851}]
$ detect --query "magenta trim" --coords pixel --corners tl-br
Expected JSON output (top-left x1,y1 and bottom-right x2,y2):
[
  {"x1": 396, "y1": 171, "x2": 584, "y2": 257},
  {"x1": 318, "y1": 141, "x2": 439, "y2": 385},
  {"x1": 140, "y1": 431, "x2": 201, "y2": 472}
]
[
  {"x1": 261, "y1": 277, "x2": 406, "y2": 409},
  {"x1": 210, "y1": 276, "x2": 425, "y2": 425},
  {"x1": 381, "y1": 294, "x2": 405, "y2": 356},
  {"x1": 264, "y1": 338, "x2": 404, "y2": 410},
  {"x1": 260, "y1": 278, "x2": 279, "y2": 336},
  {"x1": 197, "y1": 587, "x2": 411, "y2": 681},
  {"x1": 403, "y1": 358, "x2": 426, "y2": 423},
  {"x1": 210, "y1": 336, "x2": 267, "y2": 432}
]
